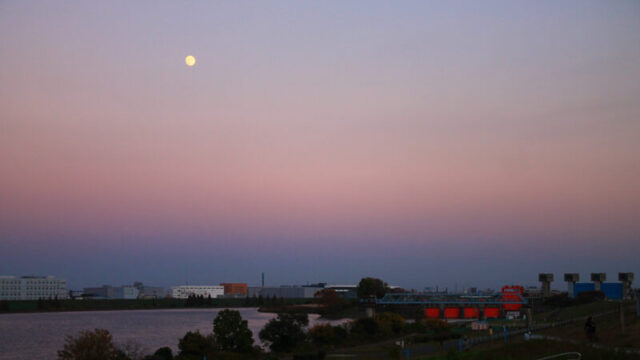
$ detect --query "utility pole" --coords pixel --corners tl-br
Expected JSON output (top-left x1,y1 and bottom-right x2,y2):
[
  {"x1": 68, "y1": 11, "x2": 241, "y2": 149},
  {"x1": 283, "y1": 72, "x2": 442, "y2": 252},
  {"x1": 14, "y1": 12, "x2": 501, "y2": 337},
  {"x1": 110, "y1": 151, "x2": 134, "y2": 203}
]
[
  {"x1": 620, "y1": 302, "x2": 626, "y2": 334},
  {"x1": 636, "y1": 289, "x2": 640, "y2": 318}
]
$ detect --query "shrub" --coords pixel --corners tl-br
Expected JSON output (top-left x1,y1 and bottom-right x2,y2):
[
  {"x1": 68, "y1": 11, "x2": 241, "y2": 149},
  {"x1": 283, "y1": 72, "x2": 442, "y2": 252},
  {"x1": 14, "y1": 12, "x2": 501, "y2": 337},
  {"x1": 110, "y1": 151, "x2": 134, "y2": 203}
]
[
  {"x1": 375, "y1": 312, "x2": 406, "y2": 336},
  {"x1": 177, "y1": 331, "x2": 216, "y2": 359},
  {"x1": 308, "y1": 324, "x2": 335, "y2": 346},
  {"x1": 213, "y1": 309, "x2": 254, "y2": 352},
  {"x1": 349, "y1": 318, "x2": 379, "y2": 337},
  {"x1": 57, "y1": 328, "x2": 123, "y2": 360},
  {"x1": 259, "y1": 313, "x2": 308, "y2": 353}
]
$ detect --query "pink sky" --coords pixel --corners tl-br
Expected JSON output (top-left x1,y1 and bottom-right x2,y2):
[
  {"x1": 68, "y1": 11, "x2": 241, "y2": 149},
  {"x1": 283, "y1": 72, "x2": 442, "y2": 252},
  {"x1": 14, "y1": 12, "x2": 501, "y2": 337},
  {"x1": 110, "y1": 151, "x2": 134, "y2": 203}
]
[{"x1": 1, "y1": 1, "x2": 639, "y2": 289}]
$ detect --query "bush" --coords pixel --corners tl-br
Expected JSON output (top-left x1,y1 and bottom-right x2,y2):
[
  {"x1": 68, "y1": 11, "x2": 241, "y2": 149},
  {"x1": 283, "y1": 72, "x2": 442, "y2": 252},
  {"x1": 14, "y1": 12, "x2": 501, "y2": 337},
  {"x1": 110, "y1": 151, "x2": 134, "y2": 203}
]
[
  {"x1": 375, "y1": 312, "x2": 406, "y2": 336},
  {"x1": 576, "y1": 291, "x2": 605, "y2": 303},
  {"x1": 422, "y1": 318, "x2": 450, "y2": 331},
  {"x1": 349, "y1": 318, "x2": 379, "y2": 337},
  {"x1": 213, "y1": 309, "x2": 254, "y2": 352},
  {"x1": 176, "y1": 331, "x2": 216, "y2": 360},
  {"x1": 308, "y1": 324, "x2": 334, "y2": 346},
  {"x1": 142, "y1": 347, "x2": 173, "y2": 360},
  {"x1": 57, "y1": 328, "x2": 124, "y2": 360},
  {"x1": 259, "y1": 313, "x2": 309, "y2": 353}
]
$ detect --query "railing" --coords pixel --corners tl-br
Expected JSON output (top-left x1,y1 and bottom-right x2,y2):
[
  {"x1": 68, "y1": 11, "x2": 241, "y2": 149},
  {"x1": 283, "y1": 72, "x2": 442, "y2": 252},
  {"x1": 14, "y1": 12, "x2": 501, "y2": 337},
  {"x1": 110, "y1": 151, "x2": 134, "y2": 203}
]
[{"x1": 375, "y1": 293, "x2": 528, "y2": 305}]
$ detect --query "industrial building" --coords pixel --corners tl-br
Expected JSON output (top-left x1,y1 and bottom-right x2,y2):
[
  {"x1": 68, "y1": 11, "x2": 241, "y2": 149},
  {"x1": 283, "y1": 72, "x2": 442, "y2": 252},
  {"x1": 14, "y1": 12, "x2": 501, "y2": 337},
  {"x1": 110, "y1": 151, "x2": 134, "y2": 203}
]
[
  {"x1": 133, "y1": 282, "x2": 164, "y2": 298},
  {"x1": 245, "y1": 283, "x2": 358, "y2": 299},
  {"x1": 0, "y1": 275, "x2": 67, "y2": 300},
  {"x1": 325, "y1": 284, "x2": 358, "y2": 299},
  {"x1": 377, "y1": 285, "x2": 528, "y2": 320},
  {"x1": 83, "y1": 282, "x2": 164, "y2": 299},
  {"x1": 221, "y1": 283, "x2": 248, "y2": 296},
  {"x1": 171, "y1": 285, "x2": 224, "y2": 299},
  {"x1": 247, "y1": 286, "x2": 323, "y2": 299},
  {"x1": 83, "y1": 285, "x2": 140, "y2": 299},
  {"x1": 564, "y1": 272, "x2": 634, "y2": 300}
]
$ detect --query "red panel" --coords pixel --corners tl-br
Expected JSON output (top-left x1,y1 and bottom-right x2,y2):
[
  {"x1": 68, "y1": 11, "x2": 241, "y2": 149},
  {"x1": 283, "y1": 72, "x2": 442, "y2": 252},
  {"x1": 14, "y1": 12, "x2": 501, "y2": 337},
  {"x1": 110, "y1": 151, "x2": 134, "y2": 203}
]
[
  {"x1": 444, "y1": 308, "x2": 460, "y2": 319},
  {"x1": 484, "y1": 308, "x2": 500, "y2": 318},
  {"x1": 425, "y1": 308, "x2": 440, "y2": 318},
  {"x1": 463, "y1": 307, "x2": 479, "y2": 318},
  {"x1": 500, "y1": 285, "x2": 524, "y2": 311}
]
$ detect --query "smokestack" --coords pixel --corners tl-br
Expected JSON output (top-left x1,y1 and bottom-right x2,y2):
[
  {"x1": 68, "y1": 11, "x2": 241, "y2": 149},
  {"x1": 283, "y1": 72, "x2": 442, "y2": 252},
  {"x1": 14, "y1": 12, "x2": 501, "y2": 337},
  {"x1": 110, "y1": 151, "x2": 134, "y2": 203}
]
[{"x1": 261, "y1": 272, "x2": 264, "y2": 287}]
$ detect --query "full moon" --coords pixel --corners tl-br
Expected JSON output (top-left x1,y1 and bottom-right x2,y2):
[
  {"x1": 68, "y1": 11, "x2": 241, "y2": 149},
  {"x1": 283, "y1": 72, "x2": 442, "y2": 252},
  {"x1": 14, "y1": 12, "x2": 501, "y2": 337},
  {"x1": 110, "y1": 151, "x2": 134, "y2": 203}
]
[{"x1": 185, "y1": 55, "x2": 196, "y2": 67}]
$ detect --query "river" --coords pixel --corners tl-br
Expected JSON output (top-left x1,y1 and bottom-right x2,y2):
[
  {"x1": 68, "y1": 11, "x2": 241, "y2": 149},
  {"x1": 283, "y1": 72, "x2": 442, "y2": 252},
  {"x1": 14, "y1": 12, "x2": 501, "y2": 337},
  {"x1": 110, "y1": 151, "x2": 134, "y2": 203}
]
[{"x1": 0, "y1": 308, "x2": 344, "y2": 359}]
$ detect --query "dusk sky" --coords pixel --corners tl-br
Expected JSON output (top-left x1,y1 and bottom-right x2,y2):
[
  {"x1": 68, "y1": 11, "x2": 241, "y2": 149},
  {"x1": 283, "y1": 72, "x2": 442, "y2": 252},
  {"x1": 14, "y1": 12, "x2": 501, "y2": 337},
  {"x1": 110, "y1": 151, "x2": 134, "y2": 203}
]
[{"x1": 1, "y1": 1, "x2": 639, "y2": 290}]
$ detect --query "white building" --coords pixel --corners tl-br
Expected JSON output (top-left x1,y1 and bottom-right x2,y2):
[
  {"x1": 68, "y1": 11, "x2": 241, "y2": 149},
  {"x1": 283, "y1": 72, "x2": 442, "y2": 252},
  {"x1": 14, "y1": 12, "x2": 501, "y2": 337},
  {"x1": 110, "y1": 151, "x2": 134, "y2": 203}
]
[
  {"x1": 171, "y1": 285, "x2": 224, "y2": 299},
  {"x1": 116, "y1": 286, "x2": 139, "y2": 299},
  {"x1": 0, "y1": 275, "x2": 67, "y2": 300}
]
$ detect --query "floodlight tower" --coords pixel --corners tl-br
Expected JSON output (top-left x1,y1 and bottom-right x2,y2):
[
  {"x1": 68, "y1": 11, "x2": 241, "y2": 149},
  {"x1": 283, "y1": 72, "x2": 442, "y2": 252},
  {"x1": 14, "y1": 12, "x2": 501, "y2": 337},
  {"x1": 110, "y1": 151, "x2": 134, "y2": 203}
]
[
  {"x1": 564, "y1": 273, "x2": 579, "y2": 298},
  {"x1": 619, "y1": 273, "x2": 634, "y2": 299},
  {"x1": 591, "y1": 273, "x2": 606, "y2": 291},
  {"x1": 539, "y1": 273, "x2": 554, "y2": 298}
]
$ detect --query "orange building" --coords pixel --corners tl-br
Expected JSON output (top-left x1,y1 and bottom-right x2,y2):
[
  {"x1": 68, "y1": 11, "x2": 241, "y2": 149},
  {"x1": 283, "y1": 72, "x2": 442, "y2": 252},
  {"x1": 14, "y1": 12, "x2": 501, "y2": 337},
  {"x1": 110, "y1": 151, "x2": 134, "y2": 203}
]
[{"x1": 220, "y1": 283, "x2": 248, "y2": 296}]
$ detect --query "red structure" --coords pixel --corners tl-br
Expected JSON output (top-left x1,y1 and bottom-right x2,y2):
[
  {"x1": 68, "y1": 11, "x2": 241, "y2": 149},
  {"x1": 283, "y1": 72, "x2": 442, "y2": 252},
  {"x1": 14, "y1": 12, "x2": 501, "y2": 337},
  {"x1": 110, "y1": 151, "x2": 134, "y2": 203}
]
[
  {"x1": 500, "y1": 286, "x2": 524, "y2": 311},
  {"x1": 484, "y1": 307, "x2": 500, "y2": 318},
  {"x1": 463, "y1": 307, "x2": 479, "y2": 318},
  {"x1": 444, "y1": 308, "x2": 460, "y2": 318},
  {"x1": 425, "y1": 308, "x2": 440, "y2": 318},
  {"x1": 386, "y1": 285, "x2": 527, "y2": 320}
]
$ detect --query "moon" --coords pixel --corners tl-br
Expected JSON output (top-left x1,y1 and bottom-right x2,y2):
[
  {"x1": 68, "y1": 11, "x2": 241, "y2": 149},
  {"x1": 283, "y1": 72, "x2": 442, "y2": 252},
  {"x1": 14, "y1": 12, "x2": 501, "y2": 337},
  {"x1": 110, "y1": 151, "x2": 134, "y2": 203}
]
[{"x1": 185, "y1": 55, "x2": 196, "y2": 67}]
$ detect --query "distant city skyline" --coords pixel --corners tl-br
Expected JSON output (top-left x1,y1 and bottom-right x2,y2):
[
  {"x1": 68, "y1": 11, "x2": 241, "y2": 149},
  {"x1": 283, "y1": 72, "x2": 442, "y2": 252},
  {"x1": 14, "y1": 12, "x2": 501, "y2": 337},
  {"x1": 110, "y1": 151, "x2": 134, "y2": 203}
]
[{"x1": 1, "y1": 1, "x2": 639, "y2": 291}]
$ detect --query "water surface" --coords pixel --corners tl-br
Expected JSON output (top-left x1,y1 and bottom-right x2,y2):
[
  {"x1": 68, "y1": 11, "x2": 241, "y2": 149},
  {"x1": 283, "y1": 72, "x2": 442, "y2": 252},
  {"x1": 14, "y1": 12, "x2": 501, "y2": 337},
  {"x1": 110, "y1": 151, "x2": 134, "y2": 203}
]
[{"x1": 0, "y1": 308, "x2": 340, "y2": 359}]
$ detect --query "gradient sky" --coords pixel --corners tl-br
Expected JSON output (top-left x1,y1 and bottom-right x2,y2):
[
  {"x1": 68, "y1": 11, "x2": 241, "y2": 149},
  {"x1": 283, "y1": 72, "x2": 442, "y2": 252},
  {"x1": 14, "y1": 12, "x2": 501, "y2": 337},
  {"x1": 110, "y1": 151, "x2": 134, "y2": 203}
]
[{"x1": 1, "y1": 1, "x2": 639, "y2": 291}]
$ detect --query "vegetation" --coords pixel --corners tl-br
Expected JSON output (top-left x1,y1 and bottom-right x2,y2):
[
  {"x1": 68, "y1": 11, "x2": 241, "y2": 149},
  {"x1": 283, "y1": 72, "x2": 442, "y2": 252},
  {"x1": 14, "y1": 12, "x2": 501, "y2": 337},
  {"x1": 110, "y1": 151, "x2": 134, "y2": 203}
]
[
  {"x1": 259, "y1": 313, "x2": 309, "y2": 353},
  {"x1": 424, "y1": 339, "x2": 640, "y2": 360},
  {"x1": 542, "y1": 291, "x2": 605, "y2": 308},
  {"x1": 357, "y1": 277, "x2": 388, "y2": 299},
  {"x1": 174, "y1": 331, "x2": 216, "y2": 360},
  {"x1": 213, "y1": 309, "x2": 255, "y2": 352},
  {"x1": 57, "y1": 328, "x2": 127, "y2": 360},
  {"x1": 142, "y1": 347, "x2": 173, "y2": 360}
]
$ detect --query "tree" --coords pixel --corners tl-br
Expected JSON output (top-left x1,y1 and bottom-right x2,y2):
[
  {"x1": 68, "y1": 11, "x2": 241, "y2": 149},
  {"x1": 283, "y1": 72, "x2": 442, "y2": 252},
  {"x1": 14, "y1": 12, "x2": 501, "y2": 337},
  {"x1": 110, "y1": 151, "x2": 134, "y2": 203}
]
[
  {"x1": 357, "y1": 277, "x2": 387, "y2": 299},
  {"x1": 314, "y1": 289, "x2": 340, "y2": 307},
  {"x1": 259, "y1": 313, "x2": 308, "y2": 353},
  {"x1": 57, "y1": 328, "x2": 123, "y2": 360},
  {"x1": 142, "y1": 347, "x2": 173, "y2": 360},
  {"x1": 213, "y1": 309, "x2": 254, "y2": 352},
  {"x1": 119, "y1": 340, "x2": 146, "y2": 360},
  {"x1": 177, "y1": 331, "x2": 216, "y2": 359}
]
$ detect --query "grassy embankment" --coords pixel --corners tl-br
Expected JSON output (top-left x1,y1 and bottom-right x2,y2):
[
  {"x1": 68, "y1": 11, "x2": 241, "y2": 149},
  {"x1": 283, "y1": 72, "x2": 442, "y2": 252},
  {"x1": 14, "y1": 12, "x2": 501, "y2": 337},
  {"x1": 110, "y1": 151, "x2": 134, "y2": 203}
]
[
  {"x1": 423, "y1": 339, "x2": 640, "y2": 360},
  {"x1": 325, "y1": 301, "x2": 639, "y2": 359}
]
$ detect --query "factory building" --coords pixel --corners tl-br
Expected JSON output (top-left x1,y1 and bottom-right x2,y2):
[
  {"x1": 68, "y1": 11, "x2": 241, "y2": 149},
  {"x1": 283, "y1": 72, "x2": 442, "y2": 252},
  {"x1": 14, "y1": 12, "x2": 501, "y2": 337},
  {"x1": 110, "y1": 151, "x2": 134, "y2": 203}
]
[
  {"x1": 83, "y1": 285, "x2": 140, "y2": 299},
  {"x1": 221, "y1": 283, "x2": 248, "y2": 296},
  {"x1": 325, "y1": 285, "x2": 358, "y2": 299},
  {"x1": 247, "y1": 286, "x2": 323, "y2": 299},
  {"x1": 0, "y1": 275, "x2": 67, "y2": 300},
  {"x1": 562, "y1": 272, "x2": 634, "y2": 300},
  {"x1": 84, "y1": 283, "x2": 164, "y2": 299},
  {"x1": 133, "y1": 282, "x2": 165, "y2": 298},
  {"x1": 83, "y1": 285, "x2": 118, "y2": 299},
  {"x1": 171, "y1": 285, "x2": 224, "y2": 299}
]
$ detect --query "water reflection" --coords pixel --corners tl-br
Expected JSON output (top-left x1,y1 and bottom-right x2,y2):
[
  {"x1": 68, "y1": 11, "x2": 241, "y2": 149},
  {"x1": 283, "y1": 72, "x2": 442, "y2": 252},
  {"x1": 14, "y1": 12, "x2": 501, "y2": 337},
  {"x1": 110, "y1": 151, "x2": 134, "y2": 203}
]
[{"x1": 0, "y1": 308, "x2": 346, "y2": 360}]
